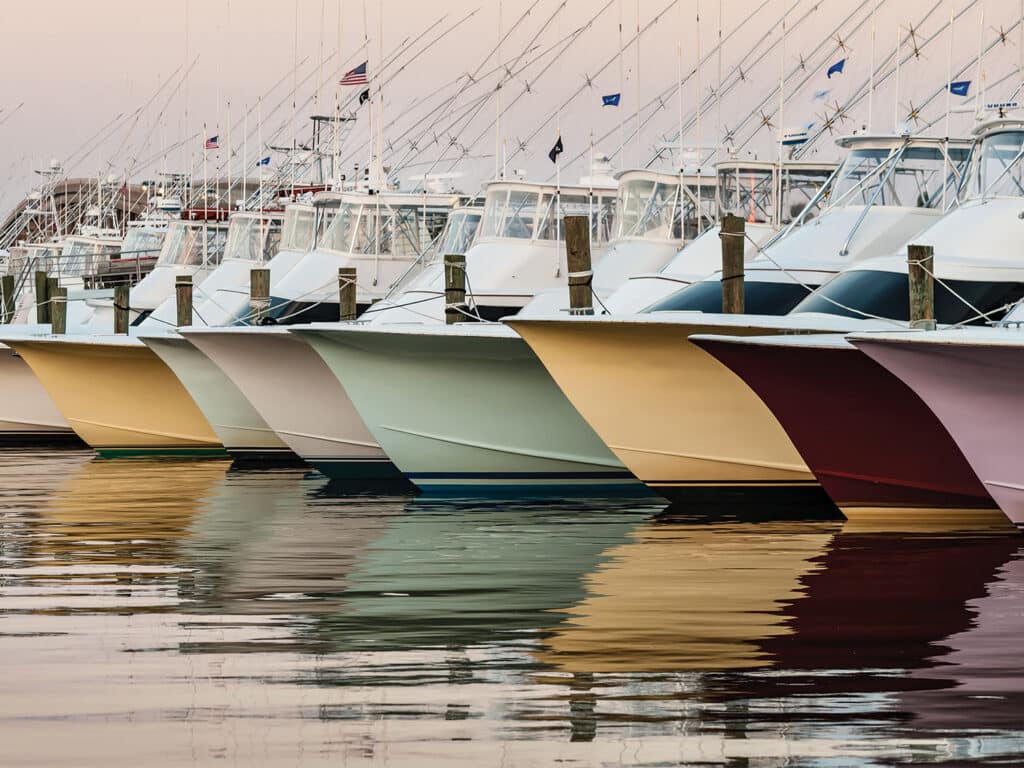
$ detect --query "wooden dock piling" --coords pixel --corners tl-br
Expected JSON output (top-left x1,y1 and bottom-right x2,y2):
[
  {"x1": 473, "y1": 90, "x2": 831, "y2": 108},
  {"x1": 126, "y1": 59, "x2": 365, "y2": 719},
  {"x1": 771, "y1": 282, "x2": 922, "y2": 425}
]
[
  {"x1": 50, "y1": 287, "x2": 68, "y2": 335},
  {"x1": 175, "y1": 275, "x2": 193, "y2": 328},
  {"x1": 113, "y1": 284, "x2": 130, "y2": 334},
  {"x1": 35, "y1": 271, "x2": 49, "y2": 324},
  {"x1": 720, "y1": 214, "x2": 745, "y2": 314},
  {"x1": 444, "y1": 254, "x2": 467, "y2": 325},
  {"x1": 1, "y1": 274, "x2": 15, "y2": 324},
  {"x1": 339, "y1": 267, "x2": 357, "y2": 321},
  {"x1": 250, "y1": 268, "x2": 270, "y2": 325},
  {"x1": 907, "y1": 243, "x2": 935, "y2": 330},
  {"x1": 564, "y1": 215, "x2": 594, "y2": 316}
]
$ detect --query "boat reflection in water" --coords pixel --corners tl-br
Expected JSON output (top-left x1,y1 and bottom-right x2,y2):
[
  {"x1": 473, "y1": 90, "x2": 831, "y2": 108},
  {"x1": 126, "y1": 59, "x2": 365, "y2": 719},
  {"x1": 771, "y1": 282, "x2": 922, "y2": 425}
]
[{"x1": 4, "y1": 455, "x2": 1024, "y2": 765}]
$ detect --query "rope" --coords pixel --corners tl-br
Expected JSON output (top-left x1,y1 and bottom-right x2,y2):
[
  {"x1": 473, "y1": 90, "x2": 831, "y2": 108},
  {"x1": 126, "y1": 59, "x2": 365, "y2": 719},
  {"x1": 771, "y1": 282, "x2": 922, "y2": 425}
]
[
  {"x1": 733, "y1": 230, "x2": 903, "y2": 326},
  {"x1": 906, "y1": 256, "x2": 1011, "y2": 328}
]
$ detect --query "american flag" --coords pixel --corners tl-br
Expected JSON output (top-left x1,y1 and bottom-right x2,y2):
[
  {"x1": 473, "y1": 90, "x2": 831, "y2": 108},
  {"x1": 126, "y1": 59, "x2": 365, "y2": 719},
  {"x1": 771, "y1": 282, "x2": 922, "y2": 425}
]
[
  {"x1": 340, "y1": 61, "x2": 368, "y2": 86},
  {"x1": 204, "y1": 135, "x2": 219, "y2": 150}
]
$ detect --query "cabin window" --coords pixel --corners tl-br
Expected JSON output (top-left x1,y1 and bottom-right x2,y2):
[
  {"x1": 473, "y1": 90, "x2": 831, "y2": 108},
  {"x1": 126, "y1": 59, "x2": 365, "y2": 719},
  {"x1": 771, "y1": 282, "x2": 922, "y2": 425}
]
[
  {"x1": 793, "y1": 269, "x2": 1024, "y2": 324},
  {"x1": 281, "y1": 208, "x2": 315, "y2": 252},
  {"x1": 966, "y1": 131, "x2": 1024, "y2": 199},
  {"x1": 645, "y1": 279, "x2": 815, "y2": 315}
]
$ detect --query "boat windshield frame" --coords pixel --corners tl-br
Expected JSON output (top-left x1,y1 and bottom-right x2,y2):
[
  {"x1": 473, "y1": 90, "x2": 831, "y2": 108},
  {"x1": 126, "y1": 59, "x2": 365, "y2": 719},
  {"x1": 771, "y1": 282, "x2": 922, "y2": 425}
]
[
  {"x1": 716, "y1": 160, "x2": 836, "y2": 229},
  {"x1": 613, "y1": 170, "x2": 716, "y2": 245},
  {"x1": 221, "y1": 211, "x2": 284, "y2": 263},
  {"x1": 279, "y1": 204, "x2": 317, "y2": 253},
  {"x1": 962, "y1": 128, "x2": 1024, "y2": 201},
  {"x1": 476, "y1": 182, "x2": 617, "y2": 245},
  {"x1": 317, "y1": 193, "x2": 456, "y2": 259},
  {"x1": 155, "y1": 220, "x2": 230, "y2": 267}
]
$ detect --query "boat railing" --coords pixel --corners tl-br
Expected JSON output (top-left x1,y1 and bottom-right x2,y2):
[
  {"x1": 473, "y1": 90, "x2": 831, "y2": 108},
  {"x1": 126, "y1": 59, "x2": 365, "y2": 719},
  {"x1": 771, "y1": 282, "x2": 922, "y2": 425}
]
[{"x1": 838, "y1": 144, "x2": 910, "y2": 257}]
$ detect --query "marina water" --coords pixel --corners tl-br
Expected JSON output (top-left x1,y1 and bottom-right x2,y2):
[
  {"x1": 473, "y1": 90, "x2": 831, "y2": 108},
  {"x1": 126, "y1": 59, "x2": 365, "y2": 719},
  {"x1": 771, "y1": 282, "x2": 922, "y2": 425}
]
[{"x1": 2, "y1": 451, "x2": 1023, "y2": 766}]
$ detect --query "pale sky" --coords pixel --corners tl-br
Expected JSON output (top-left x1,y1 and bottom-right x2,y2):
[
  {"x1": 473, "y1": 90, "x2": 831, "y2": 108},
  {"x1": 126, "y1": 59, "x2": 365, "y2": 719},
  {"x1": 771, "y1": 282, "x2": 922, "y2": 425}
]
[{"x1": 0, "y1": 0, "x2": 1016, "y2": 208}]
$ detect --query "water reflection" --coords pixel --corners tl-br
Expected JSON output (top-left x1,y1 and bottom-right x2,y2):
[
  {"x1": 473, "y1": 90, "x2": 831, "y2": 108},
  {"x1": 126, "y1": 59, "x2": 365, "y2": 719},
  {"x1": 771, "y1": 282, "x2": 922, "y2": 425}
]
[{"x1": 0, "y1": 453, "x2": 1022, "y2": 766}]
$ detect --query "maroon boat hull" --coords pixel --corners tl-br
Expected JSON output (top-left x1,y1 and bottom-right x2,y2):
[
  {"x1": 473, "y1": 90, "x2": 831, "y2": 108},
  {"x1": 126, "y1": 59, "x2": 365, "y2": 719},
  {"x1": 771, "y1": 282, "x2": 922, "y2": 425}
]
[{"x1": 693, "y1": 338, "x2": 998, "y2": 518}]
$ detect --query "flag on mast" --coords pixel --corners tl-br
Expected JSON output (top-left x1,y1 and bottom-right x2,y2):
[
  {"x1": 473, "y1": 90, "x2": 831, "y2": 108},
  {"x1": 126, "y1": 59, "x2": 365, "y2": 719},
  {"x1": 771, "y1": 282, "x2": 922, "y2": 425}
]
[
  {"x1": 602, "y1": 93, "x2": 621, "y2": 107},
  {"x1": 948, "y1": 80, "x2": 972, "y2": 97},
  {"x1": 826, "y1": 58, "x2": 846, "y2": 79},
  {"x1": 340, "y1": 62, "x2": 369, "y2": 86},
  {"x1": 204, "y1": 135, "x2": 220, "y2": 150},
  {"x1": 359, "y1": 88, "x2": 371, "y2": 105},
  {"x1": 255, "y1": 156, "x2": 271, "y2": 167},
  {"x1": 548, "y1": 135, "x2": 564, "y2": 163}
]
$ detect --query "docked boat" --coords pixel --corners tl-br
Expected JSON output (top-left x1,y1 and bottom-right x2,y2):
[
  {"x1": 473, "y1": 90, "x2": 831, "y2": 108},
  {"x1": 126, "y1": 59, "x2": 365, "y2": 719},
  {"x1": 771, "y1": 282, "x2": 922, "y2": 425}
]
[
  {"x1": 0, "y1": 224, "x2": 171, "y2": 445},
  {"x1": 848, "y1": 320, "x2": 1024, "y2": 531},
  {"x1": 691, "y1": 333, "x2": 1005, "y2": 526},
  {"x1": 1, "y1": 216, "x2": 231, "y2": 455},
  {"x1": 605, "y1": 160, "x2": 835, "y2": 313},
  {"x1": 508, "y1": 132, "x2": 976, "y2": 503},
  {"x1": 291, "y1": 170, "x2": 707, "y2": 493},
  {"x1": 141, "y1": 207, "x2": 312, "y2": 461},
  {"x1": 178, "y1": 190, "x2": 465, "y2": 473},
  {"x1": 686, "y1": 119, "x2": 1024, "y2": 524}
]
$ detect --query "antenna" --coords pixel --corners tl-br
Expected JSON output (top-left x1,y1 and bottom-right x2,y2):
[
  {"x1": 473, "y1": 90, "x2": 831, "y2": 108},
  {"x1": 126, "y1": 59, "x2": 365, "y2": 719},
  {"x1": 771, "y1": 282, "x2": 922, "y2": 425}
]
[
  {"x1": 868, "y1": 0, "x2": 878, "y2": 131},
  {"x1": 618, "y1": 0, "x2": 625, "y2": 164},
  {"x1": 696, "y1": 0, "x2": 703, "y2": 234}
]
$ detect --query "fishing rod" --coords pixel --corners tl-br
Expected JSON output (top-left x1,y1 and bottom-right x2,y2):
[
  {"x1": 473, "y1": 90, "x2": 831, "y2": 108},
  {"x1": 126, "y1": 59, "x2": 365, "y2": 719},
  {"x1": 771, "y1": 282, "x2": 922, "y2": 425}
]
[
  {"x1": 729, "y1": 0, "x2": 878, "y2": 155},
  {"x1": 792, "y1": 0, "x2": 967, "y2": 157},
  {"x1": 538, "y1": 0, "x2": 784, "y2": 176},
  {"x1": 390, "y1": 1, "x2": 590, "y2": 182},
  {"x1": 329, "y1": 9, "x2": 483, "y2": 177},
  {"x1": 449, "y1": 0, "x2": 621, "y2": 180},
  {"x1": 386, "y1": 2, "x2": 579, "y2": 177}
]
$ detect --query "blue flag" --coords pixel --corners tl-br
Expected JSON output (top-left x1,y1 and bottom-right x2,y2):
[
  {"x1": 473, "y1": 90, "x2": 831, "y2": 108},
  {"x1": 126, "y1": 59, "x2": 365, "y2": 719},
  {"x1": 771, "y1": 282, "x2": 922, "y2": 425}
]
[
  {"x1": 949, "y1": 80, "x2": 971, "y2": 97},
  {"x1": 813, "y1": 89, "x2": 831, "y2": 100},
  {"x1": 602, "y1": 93, "x2": 621, "y2": 107},
  {"x1": 255, "y1": 156, "x2": 271, "y2": 167},
  {"x1": 826, "y1": 58, "x2": 846, "y2": 79}
]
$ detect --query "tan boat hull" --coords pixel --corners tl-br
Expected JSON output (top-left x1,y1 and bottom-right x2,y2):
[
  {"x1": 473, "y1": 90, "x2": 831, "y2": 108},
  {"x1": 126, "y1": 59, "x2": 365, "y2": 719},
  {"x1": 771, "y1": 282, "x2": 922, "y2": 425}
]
[
  {"x1": 508, "y1": 319, "x2": 819, "y2": 500},
  {"x1": 8, "y1": 339, "x2": 222, "y2": 455}
]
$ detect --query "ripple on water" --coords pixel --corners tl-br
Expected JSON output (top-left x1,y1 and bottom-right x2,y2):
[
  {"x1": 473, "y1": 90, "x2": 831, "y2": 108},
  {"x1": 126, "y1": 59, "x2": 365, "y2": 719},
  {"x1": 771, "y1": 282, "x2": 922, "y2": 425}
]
[{"x1": 0, "y1": 451, "x2": 1023, "y2": 766}]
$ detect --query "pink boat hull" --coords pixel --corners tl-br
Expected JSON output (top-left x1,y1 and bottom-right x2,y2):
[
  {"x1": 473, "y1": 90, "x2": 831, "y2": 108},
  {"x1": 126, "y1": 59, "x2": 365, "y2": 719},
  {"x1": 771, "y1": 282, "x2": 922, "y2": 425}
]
[{"x1": 855, "y1": 338, "x2": 1024, "y2": 530}]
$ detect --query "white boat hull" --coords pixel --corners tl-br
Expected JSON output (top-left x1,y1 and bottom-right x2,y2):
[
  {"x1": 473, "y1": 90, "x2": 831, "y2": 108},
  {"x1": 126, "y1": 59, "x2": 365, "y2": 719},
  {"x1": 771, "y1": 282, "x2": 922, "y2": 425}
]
[
  {"x1": 180, "y1": 327, "x2": 400, "y2": 480},
  {"x1": 293, "y1": 325, "x2": 645, "y2": 496},
  {"x1": 142, "y1": 334, "x2": 298, "y2": 462},
  {"x1": 0, "y1": 346, "x2": 80, "y2": 445}
]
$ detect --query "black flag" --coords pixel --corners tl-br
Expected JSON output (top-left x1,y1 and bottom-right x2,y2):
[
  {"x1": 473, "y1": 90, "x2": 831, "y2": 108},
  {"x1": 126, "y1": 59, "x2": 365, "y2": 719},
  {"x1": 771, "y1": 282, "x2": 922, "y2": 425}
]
[
  {"x1": 548, "y1": 135, "x2": 563, "y2": 163},
  {"x1": 359, "y1": 88, "x2": 370, "y2": 105}
]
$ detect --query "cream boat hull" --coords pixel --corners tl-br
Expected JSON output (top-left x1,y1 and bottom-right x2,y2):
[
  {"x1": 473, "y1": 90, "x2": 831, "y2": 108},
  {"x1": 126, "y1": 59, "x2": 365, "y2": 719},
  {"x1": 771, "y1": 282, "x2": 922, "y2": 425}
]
[
  {"x1": 293, "y1": 324, "x2": 643, "y2": 495},
  {"x1": 0, "y1": 345, "x2": 81, "y2": 445},
  {"x1": 4, "y1": 337, "x2": 223, "y2": 455},
  {"x1": 507, "y1": 316, "x2": 846, "y2": 504},
  {"x1": 141, "y1": 334, "x2": 297, "y2": 462},
  {"x1": 179, "y1": 327, "x2": 400, "y2": 480}
]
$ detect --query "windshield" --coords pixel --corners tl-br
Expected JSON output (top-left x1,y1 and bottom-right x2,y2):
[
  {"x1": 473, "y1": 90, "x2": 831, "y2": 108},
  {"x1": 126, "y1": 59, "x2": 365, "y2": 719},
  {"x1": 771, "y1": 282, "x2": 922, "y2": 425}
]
[
  {"x1": 320, "y1": 200, "x2": 449, "y2": 257},
  {"x1": 616, "y1": 179, "x2": 683, "y2": 241},
  {"x1": 61, "y1": 239, "x2": 98, "y2": 257},
  {"x1": 280, "y1": 207, "x2": 316, "y2": 252},
  {"x1": 438, "y1": 210, "x2": 481, "y2": 255},
  {"x1": 718, "y1": 166, "x2": 833, "y2": 225},
  {"x1": 480, "y1": 189, "x2": 539, "y2": 239},
  {"x1": 222, "y1": 216, "x2": 281, "y2": 262},
  {"x1": 792, "y1": 269, "x2": 1024, "y2": 323},
  {"x1": 964, "y1": 130, "x2": 1024, "y2": 199},
  {"x1": 157, "y1": 222, "x2": 228, "y2": 266},
  {"x1": 828, "y1": 146, "x2": 967, "y2": 209},
  {"x1": 121, "y1": 228, "x2": 165, "y2": 258},
  {"x1": 480, "y1": 187, "x2": 615, "y2": 242}
]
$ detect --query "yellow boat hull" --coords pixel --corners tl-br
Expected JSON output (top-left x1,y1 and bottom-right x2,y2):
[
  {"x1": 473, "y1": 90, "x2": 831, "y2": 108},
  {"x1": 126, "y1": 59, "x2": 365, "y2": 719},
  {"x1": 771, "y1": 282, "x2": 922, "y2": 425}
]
[
  {"x1": 8, "y1": 338, "x2": 223, "y2": 455},
  {"x1": 508, "y1": 319, "x2": 819, "y2": 500}
]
